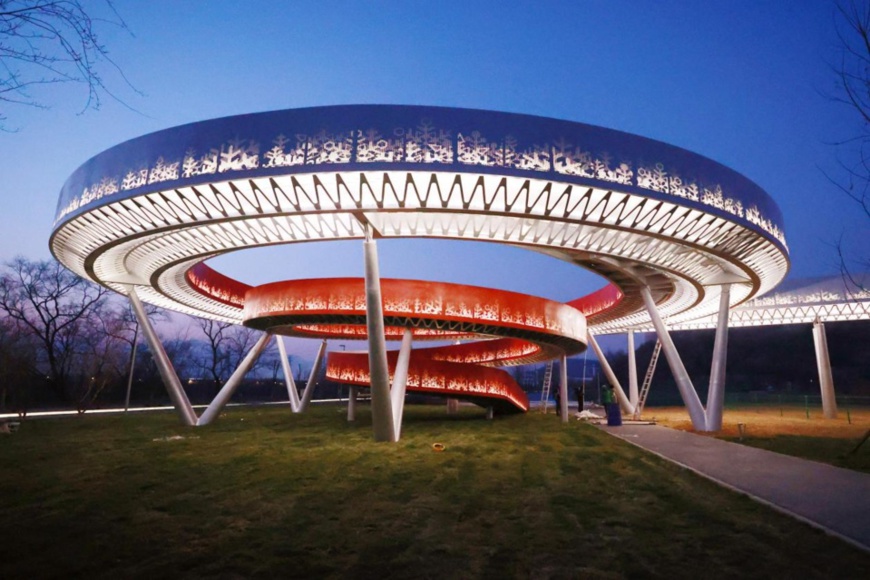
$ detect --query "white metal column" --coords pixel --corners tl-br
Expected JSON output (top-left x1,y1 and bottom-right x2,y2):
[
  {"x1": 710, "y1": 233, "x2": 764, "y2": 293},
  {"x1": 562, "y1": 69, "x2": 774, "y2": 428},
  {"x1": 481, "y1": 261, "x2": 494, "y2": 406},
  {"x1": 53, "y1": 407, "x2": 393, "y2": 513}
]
[
  {"x1": 363, "y1": 224, "x2": 396, "y2": 442},
  {"x1": 705, "y1": 284, "x2": 731, "y2": 431},
  {"x1": 640, "y1": 286, "x2": 707, "y2": 430},
  {"x1": 812, "y1": 319, "x2": 838, "y2": 419},
  {"x1": 299, "y1": 339, "x2": 327, "y2": 412},
  {"x1": 559, "y1": 354, "x2": 569, "y2": 423},
  {"x1": 198, "y1": 332, "x2": 273, "y2": 426},
  {"x1": 277, "y1": 336, "x2": 301, "y2": 412},
  {"x1": 391, "y1": 328, "x2": 413, "y2": 440},
  {"x1": 627, "y1": 330, "x2": 639, "y2": 409},
  {"x1": 127, "y1": 286, "x2": 197, "y2": 426},
  {"x1": 347, "y1": 386, "x2": 358, "y2": 422},
  {"x1": 124, "y1": 326, "x2": 139, "y2": 413},
  {"x1": 587, "y1": 330, "x2": 634, "y2": 415}
]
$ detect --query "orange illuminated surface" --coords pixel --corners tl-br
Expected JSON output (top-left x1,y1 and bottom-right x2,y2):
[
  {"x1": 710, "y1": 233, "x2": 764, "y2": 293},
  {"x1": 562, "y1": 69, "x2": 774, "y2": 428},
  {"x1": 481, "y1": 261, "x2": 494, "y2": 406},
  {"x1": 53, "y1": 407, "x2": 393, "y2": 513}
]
[{"x1": 187, "y1": 263, "x2": 621, "y2": 413}]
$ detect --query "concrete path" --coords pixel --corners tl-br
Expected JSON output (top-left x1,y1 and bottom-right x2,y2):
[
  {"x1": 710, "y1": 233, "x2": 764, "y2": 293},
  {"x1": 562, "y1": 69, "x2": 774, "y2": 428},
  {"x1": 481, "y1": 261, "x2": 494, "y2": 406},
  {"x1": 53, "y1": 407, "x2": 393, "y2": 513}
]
[{"x1": 599, "y1": 424, "x2": 870, "y2": 553}]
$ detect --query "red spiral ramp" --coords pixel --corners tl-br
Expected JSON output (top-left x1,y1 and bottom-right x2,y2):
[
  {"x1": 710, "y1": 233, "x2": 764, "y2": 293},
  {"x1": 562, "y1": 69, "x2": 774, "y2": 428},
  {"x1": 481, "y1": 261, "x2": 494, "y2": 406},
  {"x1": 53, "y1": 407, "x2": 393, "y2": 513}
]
[{"x1": 187, "y1": 264, "x2": 599, "y2": 413}]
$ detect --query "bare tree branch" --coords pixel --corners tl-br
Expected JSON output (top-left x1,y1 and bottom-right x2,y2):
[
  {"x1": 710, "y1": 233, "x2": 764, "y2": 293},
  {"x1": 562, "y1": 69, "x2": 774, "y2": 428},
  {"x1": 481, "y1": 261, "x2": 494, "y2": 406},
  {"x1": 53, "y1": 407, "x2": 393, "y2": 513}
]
[
  {"x1": 0, "y1": 0, "x2": 140, "y2": 130},
  {"x1": 829, "y1": 1, "x2": 870, "y2": 289},
  {"x1": 0, "y1": 256, "x2": 109, "y2": 400}
]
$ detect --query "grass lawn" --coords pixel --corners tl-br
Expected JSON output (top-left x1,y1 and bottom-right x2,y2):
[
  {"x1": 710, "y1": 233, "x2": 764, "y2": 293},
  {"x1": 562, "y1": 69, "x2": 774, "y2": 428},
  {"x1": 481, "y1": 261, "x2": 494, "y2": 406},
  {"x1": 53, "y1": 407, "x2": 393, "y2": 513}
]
[
  {"x1": 650, "y1": 405, "x2": 870, "y2": 474},
  {"x1": 1, "y1": 404, "x2": 869, "y2": 578}
]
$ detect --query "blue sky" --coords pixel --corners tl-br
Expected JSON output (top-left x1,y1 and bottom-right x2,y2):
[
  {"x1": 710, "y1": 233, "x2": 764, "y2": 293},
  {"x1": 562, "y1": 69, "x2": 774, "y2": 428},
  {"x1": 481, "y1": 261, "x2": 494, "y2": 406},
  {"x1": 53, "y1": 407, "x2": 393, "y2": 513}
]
[{"x1": 2, "y1": 1, "x2": 868, "y2": 361}]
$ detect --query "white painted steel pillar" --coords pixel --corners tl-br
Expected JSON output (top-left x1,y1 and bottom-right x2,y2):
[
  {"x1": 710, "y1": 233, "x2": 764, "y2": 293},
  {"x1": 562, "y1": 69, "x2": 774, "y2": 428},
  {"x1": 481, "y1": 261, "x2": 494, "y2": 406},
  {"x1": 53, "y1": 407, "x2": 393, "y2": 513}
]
[
  {"x1": 363, "y1": 224, "x2": 396, "y2": 442},
  {"x1": 124, "y1": 326, "x2": 139, "y2": 413},
  {"x1": 559, "y1": 354, "x2": 569, "y2": 423},
  {"x1": 198, "y1": 332, "x2": 273, "y2": 426},
  {"x1": 277, "y1": 336, "x2": 301, "y2": 412},
  {"x1": 640, "y1": 286, "x2": 707, "y2": 430},
  {"x1": 347, "y1": 386, "x2": 358, "y2": 421},
  {"x1": 627, "y1": 330, "x2": 639, "y2": 409},
  {"x1": 127, "y1": 286, "x2": 197, "y2": 426},
  {"x1": 812, "y1": 319, "x2": 838, "y2": 419},
  {"x1": 391, "y1": 328, "x2": 413, "y2": 440},
  {"x1": 705, "y1": 284, "x2": 731, "y2": 431},
  {"x1": 299, "y1": 339, "x2": 327, "y2": 412},
  {"x1": 587, "y1": 331, "x2": 633, "y2": 415}
]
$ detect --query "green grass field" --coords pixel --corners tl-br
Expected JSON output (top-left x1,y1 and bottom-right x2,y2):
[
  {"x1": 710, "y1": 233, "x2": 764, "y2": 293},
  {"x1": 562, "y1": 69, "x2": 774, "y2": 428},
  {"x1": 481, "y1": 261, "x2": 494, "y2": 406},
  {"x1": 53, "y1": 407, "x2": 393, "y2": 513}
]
[{"x1": 2, "y1": 404, "x2": 868, "y2": 578}]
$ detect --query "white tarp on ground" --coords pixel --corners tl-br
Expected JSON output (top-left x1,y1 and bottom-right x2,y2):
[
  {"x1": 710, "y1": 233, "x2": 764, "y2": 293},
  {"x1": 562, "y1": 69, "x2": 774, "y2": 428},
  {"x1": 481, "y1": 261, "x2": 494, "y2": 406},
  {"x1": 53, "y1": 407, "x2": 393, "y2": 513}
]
[{"x1": 575, "y1": 410, "x2": 604, "y2": 420}]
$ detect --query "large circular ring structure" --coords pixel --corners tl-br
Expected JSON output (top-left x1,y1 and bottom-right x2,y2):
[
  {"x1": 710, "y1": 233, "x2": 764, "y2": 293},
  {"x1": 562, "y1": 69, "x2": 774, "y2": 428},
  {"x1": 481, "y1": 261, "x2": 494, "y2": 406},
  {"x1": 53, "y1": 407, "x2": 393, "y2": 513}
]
[{"x1": 50, "y1": 105, "x2": 790, "y2": 335}]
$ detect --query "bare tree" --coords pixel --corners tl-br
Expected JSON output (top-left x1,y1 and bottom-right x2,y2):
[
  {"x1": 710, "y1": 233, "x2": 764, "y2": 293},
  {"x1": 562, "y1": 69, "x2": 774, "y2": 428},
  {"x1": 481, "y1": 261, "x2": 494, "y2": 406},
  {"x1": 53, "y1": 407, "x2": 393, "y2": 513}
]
[
  {"x1": 0, "y1": 0, "x2": 138, "y2": 129},
  {"x1": 830, "y1": 1, "x2": 870, "y2": 288},
  {"x1": 196, "y1": 318, "x2": 234, "y2": 395},
  {"x1": 0, "y1": 314, "x2": 37, "y2": 414},
  {"x1": 196, "y1": 318, "x2": 265, "y2": 398},
  {"x1": 133, "y1": 324, "x2": 197, "y2": 405},
  {"x1": 225, "y1": 325, "x2": 261, "y2": 374},
  {"x1": 0, "y1": 257, "x2": 108, "y2": 401},
  {"x1": 72, "y1": 304, "x2": 128, "y2": 412}
]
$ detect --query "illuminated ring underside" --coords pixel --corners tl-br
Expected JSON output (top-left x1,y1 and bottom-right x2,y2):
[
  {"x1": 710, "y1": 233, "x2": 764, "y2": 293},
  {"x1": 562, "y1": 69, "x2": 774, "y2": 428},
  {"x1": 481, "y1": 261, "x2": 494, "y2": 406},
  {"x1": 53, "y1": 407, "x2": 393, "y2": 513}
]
[
  {"x1": 50, "y1": 105, "x2": 790, "y2": 341},
  {"x1": 189, "y1": 265, "x2": 590, "y2": 412}
]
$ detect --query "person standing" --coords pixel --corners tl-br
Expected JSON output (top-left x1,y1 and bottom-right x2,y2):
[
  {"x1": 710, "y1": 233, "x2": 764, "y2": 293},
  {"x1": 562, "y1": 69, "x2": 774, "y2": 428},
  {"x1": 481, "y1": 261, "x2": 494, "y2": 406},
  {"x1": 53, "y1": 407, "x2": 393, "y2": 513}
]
[
  {"x1": 601, "y1": 383, "x2": 613, "y2": 411},
  {"x1": 601, "y1": 384, "x2": 621, "y2": 426},
  {"x1": 575, "y1": 384, "x2": 585, "y2": 412}
]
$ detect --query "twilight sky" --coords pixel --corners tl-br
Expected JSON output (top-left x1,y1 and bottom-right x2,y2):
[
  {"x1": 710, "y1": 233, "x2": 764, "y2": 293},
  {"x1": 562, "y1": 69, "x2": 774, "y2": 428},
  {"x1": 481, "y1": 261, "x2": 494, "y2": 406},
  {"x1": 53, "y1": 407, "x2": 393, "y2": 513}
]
[{"x1": 1, "y1": 1, "x2": 868, "y2": 360}]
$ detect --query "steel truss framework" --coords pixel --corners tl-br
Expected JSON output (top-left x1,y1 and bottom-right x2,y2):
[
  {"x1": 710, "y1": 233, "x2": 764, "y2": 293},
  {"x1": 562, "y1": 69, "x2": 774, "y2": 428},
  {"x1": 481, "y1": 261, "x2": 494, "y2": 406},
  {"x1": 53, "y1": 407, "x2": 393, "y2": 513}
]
[
  {"x1": 631, "y1": 276, "x2": 870, "y2": 331},
  {"x1": 50, "y1": 105, "x2": 794, "y2": 435}
]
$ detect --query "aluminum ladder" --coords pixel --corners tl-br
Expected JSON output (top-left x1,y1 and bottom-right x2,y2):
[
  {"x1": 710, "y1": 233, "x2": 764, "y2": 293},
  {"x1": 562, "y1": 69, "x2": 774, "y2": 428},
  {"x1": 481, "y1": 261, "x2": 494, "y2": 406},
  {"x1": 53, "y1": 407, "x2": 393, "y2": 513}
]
[
  {"x1": 634, "y1": 340, "x2": 662, "y2": 419},
  {"x1": 540, "y1": 360, "x2": 555, "y2": 413}
]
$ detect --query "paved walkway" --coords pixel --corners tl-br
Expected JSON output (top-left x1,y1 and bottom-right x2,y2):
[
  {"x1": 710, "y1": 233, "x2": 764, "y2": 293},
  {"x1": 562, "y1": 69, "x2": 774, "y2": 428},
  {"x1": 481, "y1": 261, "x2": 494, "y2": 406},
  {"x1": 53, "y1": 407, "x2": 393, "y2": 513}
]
[{"x1": 599, "y1": 423, "x2": 870, "y2": 553}]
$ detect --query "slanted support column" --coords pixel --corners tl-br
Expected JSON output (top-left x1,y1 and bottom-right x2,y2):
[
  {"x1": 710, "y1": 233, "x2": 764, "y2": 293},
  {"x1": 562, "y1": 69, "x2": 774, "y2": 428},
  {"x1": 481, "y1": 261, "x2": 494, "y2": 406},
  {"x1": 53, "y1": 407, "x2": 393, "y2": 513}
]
[
  {"x1": 640, "y1": 286, "x2": 707, "y2": 430},
  {"x1": 198, "y1": 332, "x2": 273, "y2": 426},
  {"x1": 391, "y1": 328, "x2": 413, "y2": 440},
  {"x1": 347, "y1": 386, "x2": 358, "y2": 421},
  {"x1": 363, "y1": 224, "x2": 395, "y2": 442},
  {"x1": 627, "y1": 330, "x2": 639, "y2": 409},
  {"x1": 587, "y1": 331, "x2": 633, "y2": 416},
  {"x1": 277, "y1": 336, "x2": 301, "y2": 412},
  {"x1": 127, "y1": 286, "x2": 197, "y2": 426},
  {"x1": 705, "y1": 284, "x2": 731, "y2": 431},
  {"x1": 559, "y1": 354, "x2": 569, "y2": 423},
  {"x1": 812, "y1": 319, "x2": 838, "y2": 419},
  {"x1": 299, "y1": 339, "x2": 327, "y2": 412},
  {"x1": 124, "y1": 326, "x2": 139, "y2": 413}
]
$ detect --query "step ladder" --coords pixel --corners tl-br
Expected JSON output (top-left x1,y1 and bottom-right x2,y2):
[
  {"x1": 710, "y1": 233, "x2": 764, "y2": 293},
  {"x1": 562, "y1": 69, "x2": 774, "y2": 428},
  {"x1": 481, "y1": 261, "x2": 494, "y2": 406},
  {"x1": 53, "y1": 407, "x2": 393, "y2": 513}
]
[
  {"x1": 540, "y1": 360, "x2": 554, "y2": 413},
  {"x1": 634, "y1": 340, "x2": 662, "y2": 419}
]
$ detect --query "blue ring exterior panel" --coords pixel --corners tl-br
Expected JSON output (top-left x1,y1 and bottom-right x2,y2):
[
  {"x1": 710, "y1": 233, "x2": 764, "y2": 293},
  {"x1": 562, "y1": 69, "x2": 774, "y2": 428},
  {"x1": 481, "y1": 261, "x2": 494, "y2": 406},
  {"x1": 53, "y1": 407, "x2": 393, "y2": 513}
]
[{"x1": 53, "y1": 105, "x2": 787, "y2": 252}]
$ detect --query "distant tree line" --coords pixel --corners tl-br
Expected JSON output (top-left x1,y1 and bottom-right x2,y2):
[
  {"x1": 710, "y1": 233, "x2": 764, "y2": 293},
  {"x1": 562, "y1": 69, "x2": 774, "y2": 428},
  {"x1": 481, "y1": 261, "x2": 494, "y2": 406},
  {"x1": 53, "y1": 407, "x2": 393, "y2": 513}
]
[{"x1": 0, "y1": 257, "x2": 311, "y2": 416}]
